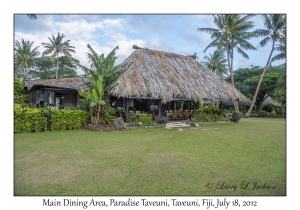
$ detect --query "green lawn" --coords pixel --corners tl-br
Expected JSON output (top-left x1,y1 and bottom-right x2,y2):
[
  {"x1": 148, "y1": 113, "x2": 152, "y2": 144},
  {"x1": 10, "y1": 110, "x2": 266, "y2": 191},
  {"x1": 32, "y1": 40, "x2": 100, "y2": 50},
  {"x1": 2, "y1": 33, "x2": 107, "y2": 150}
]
[{"x1": 14, "y1": 117, "x2": 286, "y2": 196}]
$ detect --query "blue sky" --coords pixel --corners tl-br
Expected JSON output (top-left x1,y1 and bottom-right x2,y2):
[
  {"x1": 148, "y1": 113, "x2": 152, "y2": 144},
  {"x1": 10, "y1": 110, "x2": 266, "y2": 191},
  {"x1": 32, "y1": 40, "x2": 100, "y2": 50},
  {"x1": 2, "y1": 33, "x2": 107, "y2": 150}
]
[{"x1": 14, "y1": 14, "x2": 284, "y2": 75}]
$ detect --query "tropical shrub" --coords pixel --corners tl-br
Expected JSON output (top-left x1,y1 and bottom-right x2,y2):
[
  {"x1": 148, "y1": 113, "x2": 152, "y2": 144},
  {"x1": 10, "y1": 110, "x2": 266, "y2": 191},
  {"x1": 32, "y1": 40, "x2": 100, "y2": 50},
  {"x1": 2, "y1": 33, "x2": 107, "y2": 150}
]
[
  {"x1": 131, "y1": 114, "x2": 153, "y2": 126},
  {"x1": 101, "y1": 107, "x2": 116, "y2": 125},
  {"x1": 139, "y1": 115, "x2": 152, "y2": 125},
  {"x1": 192, "y1": 112, "x2": 224, "y2": 122},
  {"x1": 193, "y1": 112, "x2": 208, "y2": 122},
  {"x1": 14, "y1": 105, "x2": 89, "y2": 133},
  {"x1": 14, "y1": 77, "x2": 30, "y2": 104},
  {"x1": 14, "y1": 104, "x2": 47, "y2": 133},
  {"x1": 77, "y1": 45, "x2": 119, "y2": 125},
  {"x1": 50, "y1": 109, "x2": 90, "y2": 131}
]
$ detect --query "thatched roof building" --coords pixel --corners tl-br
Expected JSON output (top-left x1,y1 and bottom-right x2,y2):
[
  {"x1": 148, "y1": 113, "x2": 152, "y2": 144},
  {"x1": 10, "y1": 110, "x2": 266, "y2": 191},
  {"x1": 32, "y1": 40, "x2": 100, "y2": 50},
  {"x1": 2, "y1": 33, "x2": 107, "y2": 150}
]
[
  {"x1": 110, "y1": 47, "x2": 248, "y2": 103},
  {"x1": 263, "y1": 96, "x2": 282, "y2": 107},
  {"x1": 24, "y1": 78, "x2": 90, "y2": 91}
]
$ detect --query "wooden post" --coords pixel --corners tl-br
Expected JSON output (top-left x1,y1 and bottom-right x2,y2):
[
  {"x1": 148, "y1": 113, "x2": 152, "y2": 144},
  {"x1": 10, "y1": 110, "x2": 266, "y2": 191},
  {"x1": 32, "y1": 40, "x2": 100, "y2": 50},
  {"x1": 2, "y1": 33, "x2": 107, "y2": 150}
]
[
  {"x1": 47, "y1": 114, "x2": 51, "y2": 131},
  {"x1": 158, "y1": 99, "x2": 161, "y2": 119},
  {"x1": 193, "y1": 101, "x2": 196, "y2": 115},
  {"x1": 220, "y1": 102, "x2": 223, "y2": 115},
  {"x1": 125, "y1": 98, "x2": 129, "y2": 122},
  {"x1": 44, "y1": 89, "x2": 48, "y2": 107}
]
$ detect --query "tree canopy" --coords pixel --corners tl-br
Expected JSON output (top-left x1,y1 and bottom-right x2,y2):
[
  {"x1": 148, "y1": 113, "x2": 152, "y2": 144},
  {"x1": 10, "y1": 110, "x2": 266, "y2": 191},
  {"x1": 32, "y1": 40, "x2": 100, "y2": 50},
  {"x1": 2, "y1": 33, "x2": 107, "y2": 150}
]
[
  {"x1": 14, "y1": 39, "x2": 40, "y2": 80},
  {"x1": 246, "y1": 14, "x2": 286, "y2": 116},
  {"x1": 27, "y1": 56, "x2": 80, "y2": 80},
  {"x1": 228, "y1": 64, "x2": 285, "y2": 111},
  {"x1": 198, "y1": 14, "x2": 257, "y2": 112},
  {"x1": 42, "y1": 32, "x2": 76, "y2": 79},
  {"x1": 201, "y1": 50, "x2": 228, "y2": 78}
]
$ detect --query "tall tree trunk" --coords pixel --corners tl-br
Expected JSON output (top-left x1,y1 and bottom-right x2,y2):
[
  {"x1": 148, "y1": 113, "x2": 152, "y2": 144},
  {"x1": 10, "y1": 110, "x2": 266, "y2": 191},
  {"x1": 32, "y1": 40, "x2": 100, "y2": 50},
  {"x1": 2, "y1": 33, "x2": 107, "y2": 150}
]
[
  {"x1": 225, "y1": 43, "x2": 239, "y2": 112},
  {"x1": 56, "y1": 52, "x2": 59, "y2": 79},
  {"x1": 23, "y1": 68, "x2": 27, "y2": 85},
  {"x1": 230, "y1": 49, "x2": 239, "y2": 112},
  {"x1": 246, "y1": 40, "x2": 275, "y2": 117}
]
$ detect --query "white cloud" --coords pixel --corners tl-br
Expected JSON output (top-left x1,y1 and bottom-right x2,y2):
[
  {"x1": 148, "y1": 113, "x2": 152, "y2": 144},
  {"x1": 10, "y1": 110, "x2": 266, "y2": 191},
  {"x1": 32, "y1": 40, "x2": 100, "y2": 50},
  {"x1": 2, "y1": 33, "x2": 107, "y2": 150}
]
[{"x1": 55, "y1": 20, "x2": 98, "y2": 39}]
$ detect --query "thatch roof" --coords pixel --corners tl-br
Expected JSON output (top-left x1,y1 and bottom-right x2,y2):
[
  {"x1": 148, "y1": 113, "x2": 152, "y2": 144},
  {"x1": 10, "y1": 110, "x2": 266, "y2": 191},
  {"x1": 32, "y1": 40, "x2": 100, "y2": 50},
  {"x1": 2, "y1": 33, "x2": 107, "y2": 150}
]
[
  {"x1": 110, "y1": 48, "x2": 248, "y2": 103},
  {"x1": 263, "y1": 96, "x2": 282, "y2": 107},
  {"x1": 24, "y1": 78, "x2": 90, "y2": 91}
]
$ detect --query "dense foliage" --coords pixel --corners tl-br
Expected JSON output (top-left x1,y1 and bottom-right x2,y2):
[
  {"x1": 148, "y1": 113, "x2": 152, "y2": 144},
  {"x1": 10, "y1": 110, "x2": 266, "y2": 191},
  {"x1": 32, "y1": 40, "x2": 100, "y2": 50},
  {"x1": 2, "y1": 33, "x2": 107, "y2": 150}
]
[
  {"x1": 227, "y1": 64, "x2": 285, "y2": 111},
  {"x1": 14, "y1": 39, "x2": 40, "y2": 80},
  {"x1": 78, "y1": 44, "x2": 119, "y2": 124},
  {"x1": 246, "y1": 14, "x2": 286, "y2": 116},
  {"x1": 14, "y1": 77, "x2": 30, "y2": 104},
  {"x1": 28, "y1": 56, "x2": 79, "y2": 80},
  {"x1": 201, "y1": 50, "x2": 228, "y2": 78},
  {"x1": 192, "y1": 112, "x2": 224, "y2": 122},
  {"x1": 14, "y1": 104, "x2": 89, "y2": 133},
  {"x1": 263, "y1": 103, "x2": 274, "y2": 113},
  {"x1": 14, "y1": 104, "x2": 47, "y2": 133},
  {"x1": 50, "y1": 109, "x2": 90, "y2": 131},
  {"x1": 42, "y1": 32, "x2": 76, "y2": 79}
]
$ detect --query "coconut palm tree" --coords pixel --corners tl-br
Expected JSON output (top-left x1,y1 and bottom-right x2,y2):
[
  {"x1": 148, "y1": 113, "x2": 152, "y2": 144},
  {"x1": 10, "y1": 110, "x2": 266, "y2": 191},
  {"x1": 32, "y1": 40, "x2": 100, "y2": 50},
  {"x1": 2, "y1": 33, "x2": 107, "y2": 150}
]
[
  {"x1": 27, "y1": 14, "x2": 37, "y2": 20},
  {"x1": 246, "y1": 14, "x2": 286, "y2": 117},
  {"x1": 14, "y1": 39, "x2": 40, "y2": 81},
  {"x1": 202, "y1": 50, "x2": 228, "y2": 78},
  {"x1": 270, "y1": 26, "x2": 286, "y2": 63},
  {"x1": 198, "y1": 14, "x2": 257, "y2": 111},
  {"x1": 42, "y1": 32, "x2": 75, "y2": 79}
]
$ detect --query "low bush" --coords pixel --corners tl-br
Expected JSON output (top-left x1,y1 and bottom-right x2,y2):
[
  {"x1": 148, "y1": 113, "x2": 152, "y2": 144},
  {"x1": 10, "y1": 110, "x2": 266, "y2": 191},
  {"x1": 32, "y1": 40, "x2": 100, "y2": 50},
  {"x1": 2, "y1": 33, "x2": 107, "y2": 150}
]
[
  {"x1": 14, "y1": 105, "x2": 90, "y2": 133},
  {"x1": 192, "y1": 112, "x2": 225, "y2": 122},
  {"x1": 50, "y1": 109, "x2": 90, "y2": 131},
  {"x1": 14, "y1": 104, "x2": 47, "y2": 133}
]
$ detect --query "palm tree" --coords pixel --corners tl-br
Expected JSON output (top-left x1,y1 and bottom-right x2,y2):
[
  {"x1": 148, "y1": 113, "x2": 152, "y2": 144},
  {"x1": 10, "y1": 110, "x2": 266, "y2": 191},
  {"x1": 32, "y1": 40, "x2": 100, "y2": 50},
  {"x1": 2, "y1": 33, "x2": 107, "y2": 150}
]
[
  {"x1": 27, "y1": 14, "x2": 37, "y2": 20},
  {"x1": 202, "y1": 50, "x2": 228, "y2": 78},
  {"x1": 42, "y1": 32, "x2": 75, "y2": 79},
  {"x1": 270, "y1": 26, "x2": 286, "y2": 63},
  {"x1": 14, "y1": 39, "x2": 40, "y2": 81},
  {"x1": 198, "y1": 14, "x2": 257, "y2": 111},
  {"x1": 246, "y1": 14, "x2": 286, "y2": 117}
]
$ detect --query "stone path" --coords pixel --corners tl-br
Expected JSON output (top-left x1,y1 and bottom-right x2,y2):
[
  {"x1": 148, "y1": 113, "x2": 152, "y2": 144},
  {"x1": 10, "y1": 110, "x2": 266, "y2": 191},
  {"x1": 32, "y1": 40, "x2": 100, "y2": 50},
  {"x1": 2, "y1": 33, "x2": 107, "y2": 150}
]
[{"x1": 165, "y1": 122, "x2": 191, "y2": 129}]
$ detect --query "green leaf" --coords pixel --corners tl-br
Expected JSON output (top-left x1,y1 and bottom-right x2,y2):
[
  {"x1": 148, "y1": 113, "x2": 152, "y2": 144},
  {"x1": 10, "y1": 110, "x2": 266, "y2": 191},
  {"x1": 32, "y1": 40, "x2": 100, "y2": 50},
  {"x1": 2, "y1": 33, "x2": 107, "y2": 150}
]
[
  {"x1": 91, "y1": 88, "x2": 99, "y2": 102},
  {"x1": 79, "y1": 99, "x2": 89, "y2": 105},
  {"x1": 110, "y1": 82, "x2": 119, "y2": 87},
  {"x1": 91, "y1": 102, "x2": 97, "y2": 107},
  {"x1": 50, "y1": 53, "x2": 56, "y2": 62},
  {"x1": 98, "y1": 100, "x2": 106, "y2": 105},
  {"x1": 97, "y1": 79, "x2": 103, "y2": 95}
]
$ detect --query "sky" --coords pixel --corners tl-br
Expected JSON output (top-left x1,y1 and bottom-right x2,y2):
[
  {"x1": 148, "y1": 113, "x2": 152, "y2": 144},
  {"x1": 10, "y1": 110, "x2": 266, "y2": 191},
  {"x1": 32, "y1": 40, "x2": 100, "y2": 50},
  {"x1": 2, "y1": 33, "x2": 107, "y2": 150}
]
[{"x1": 14, "y1": 14, "x2": 285, "y2": 76}]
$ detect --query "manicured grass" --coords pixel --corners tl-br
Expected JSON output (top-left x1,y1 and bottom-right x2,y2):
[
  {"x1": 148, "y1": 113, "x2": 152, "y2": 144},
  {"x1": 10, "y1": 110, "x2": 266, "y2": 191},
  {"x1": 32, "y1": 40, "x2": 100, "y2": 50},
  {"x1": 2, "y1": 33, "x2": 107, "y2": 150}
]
[{"x1": 14, "y1": 117, "x2": 286, "y2": 196}]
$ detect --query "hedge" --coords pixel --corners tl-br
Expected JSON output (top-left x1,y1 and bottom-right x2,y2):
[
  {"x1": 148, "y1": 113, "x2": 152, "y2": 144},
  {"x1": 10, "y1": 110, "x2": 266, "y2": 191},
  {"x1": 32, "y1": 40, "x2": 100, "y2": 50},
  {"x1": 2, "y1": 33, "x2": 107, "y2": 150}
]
[
  {"x1": 50, "y1": 109, "x2": 90, "y2": 131},
  {"x1": 14, "y1": 104, "x2": 90, "y2": 133}
]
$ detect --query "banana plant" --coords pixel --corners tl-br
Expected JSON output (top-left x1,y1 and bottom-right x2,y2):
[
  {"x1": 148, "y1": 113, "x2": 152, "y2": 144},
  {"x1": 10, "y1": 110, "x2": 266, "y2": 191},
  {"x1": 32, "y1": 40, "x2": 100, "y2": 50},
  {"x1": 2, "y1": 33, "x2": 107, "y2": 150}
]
[{"x1": 77, "y1": 45, "x2": 119, "y2": 124}]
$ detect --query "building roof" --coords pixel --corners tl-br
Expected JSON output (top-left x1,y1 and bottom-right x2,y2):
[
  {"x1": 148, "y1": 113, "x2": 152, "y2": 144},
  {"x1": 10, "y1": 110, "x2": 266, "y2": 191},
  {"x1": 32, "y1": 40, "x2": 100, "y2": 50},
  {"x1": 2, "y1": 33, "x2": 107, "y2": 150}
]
[
  {"x1": 263, "y1": 96, "x2": 282, "y2": 107},
  {"x1": 24, "y1": 77, "x2": 90, "y2": 91},
  {"x1": 110, "y1": 48, "x2": 248, "y2": 103}
]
